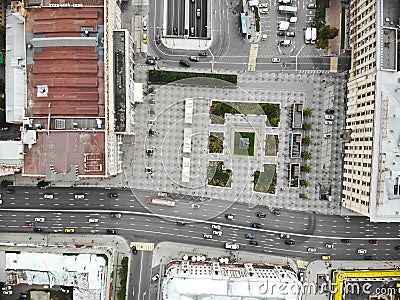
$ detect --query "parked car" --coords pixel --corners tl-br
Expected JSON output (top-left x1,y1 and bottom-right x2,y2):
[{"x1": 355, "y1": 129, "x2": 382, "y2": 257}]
[
  {"x1": 1, "y1": 127, "x2": 9, "y2": 131},
  {"x1": 325, "y1": 115, "x2": 335, "y2": 120},
  {"x1": 179, "y1": 59, "x2": 191, "y2": 67},
  {"x1": 259, "y1": 3, "x2": 268, "y2": 7},
  {"x1": 307, "y1": 3, "x2": 317, "y2": 8},
  {"x1": 189, "y1": 56, "x2": 200, "y2": 62},
  {"x1": 152, "y1": 274, "x2": 160, "y2": 281},
  {"x1": 256, "y1": 212, "x2": 266, "y2": 218},
  {"x1": 357, "y1": 248, "x2": 367, "y2": 255},
  {"x1": 285, "y1": 240, "x2": 295, "y2": 246},
  {"x1": 203, "y1": 233, "x2": 213, "y2": 239},
  {"x1": 369, "y1": 240, "x2": 379, "y2": 245},
  {"x1": 212, "y1": 230, "x2": 222, "y2": 236},
  {"x1": 286, "y1": 31, "x2": 295, "y2": 37},
  {"x1": 211, "y1": 224, "x2": 221, "y2": 230},
  {"x1": 325, "y1": 109, "x2": 335, "y2": 114},
  {"x1": 110, "y1": 213, "x2": 122, "y2": 219},
  {"x1": 33, "y1": 227, "x2": 43, "y2": 232},
  {"x1": 270, "y1": 208, "x2": 280, "y2": 215},
  {"x1": 199, "y1": 51, "x2": 208, "y2": 56},
  {"x1": 321, "y1": 255, "x2": 331, "y2": 260},
  {"x1": 251, "y1": 223, "x2": 262, "y2": 229},
  {"x1": 225, "y1": 242, "x2": 240, "y2": 250},
  {"x1": 225, "y1": 214, "x2": 234, "y2": 220},
  {"x1": 325, "y1": 121, "x2": 333, "y2": 125},
  {"x1": 131, "y1": 246, "x2": 138, "y2": 255},
  {"x1": 325, "y1": 243, "x2": 334, "y2": 249},
  {"x1": 324, "y1": 134, "x2": 332, "y2": 138},
  {"x1": 157, "y1": 192, "x2": 168, "y2": 197},
  {"x1": 307, "y1": 247, "x2": 317, "y2": 253},
  {"x1": 249, "y1": 240, "x2": 259, "y2": 246},
  {"x1": 146, "y1": 59, "x2": 156, "y2": 65},
  {"x1": 107, "y1": 229, "x2": 118, "y2": 234},
  {"x1": 245, "y1": 233, "x2": 256, "y2": 239},
  {"x1": 280, "y1": 233, "x2": 290, "y2": 239},
  {"x1": 277, "y1": 31, "x2": 286, "y2": 36},
  {"x1": 260, "y1": 8, "x2": 268, "y2": 13}
]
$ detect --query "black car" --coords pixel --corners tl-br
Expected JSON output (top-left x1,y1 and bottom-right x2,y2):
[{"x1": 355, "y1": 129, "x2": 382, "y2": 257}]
[
  {"x1": 245, "y1": 233, "x2": 256, "y2": 239},
  {"x1": 199, "y1": 51, "x2": 208, "y2": 56},
  {"x1": 325, "y1": 109, "x2": 335, "y2": 114},
  {"x1": 6, "y1": 189, "x2": 15, "y2": 194},
  {"x1": 285, "y1": 240, "x2": 295, "y2": 246},
  {"x1": 176, "y1": 220, "x2": 187, "y2": 225},
  {"x1": 146, "y1": 59, "x2": 156, "y2": 65},
  {"x1": 107, "y1": 229, "x2": 118, "y2": 234},
  {"x1": 256, "y1": 212, "x2": 266, "y2": 218},
  {"x1": 270, "y1": 208, "x2": 280, "y2": 215},
  {"x1": 110, "y1": 213, "x2": 122, "y2": 219},
  {"x1": 395, "y1": 245, "x2": 400, "y2": 250},
  {"x1": 19, "y1": 293, "x2": 28, "y2": 300},
  {"x1": 132, "y1": 246, "x2": 138, "y2": 255},
  {"x1": 251, "y1": 223, "x2": 262, "y2": 229},
  {"x1": 341, "y1": 239, "x2": 350, "y2": 243},
  {"x1": 108, "y1": 192, "x2": 119, "y2": 197},
  {"x1": 277, "y1": 31, "x2": 286, "y2": 36},
  {"x1": 364, "y1": 255, "x2": 374, "y2": 260},
  {"x1": 249, "y1": 241, "x2": 259, "y2": 246},
  {"x1": 179, "y1": 59, "x2": 191, "y2": 67},
  {"x1": 34, "y1": 228, "x2": 43, "y2": 232}
]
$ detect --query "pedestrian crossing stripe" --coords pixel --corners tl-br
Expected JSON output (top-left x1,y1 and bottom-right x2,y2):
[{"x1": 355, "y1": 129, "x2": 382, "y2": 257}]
[
  {"x1": 248, "y1": 44, "x2": 259, "y2": 71},
  {"x1": 130, "y1": 242, "x2": 154, "y2": 251}
]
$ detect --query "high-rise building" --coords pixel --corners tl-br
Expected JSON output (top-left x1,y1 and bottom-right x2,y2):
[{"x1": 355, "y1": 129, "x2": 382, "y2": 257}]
[{"x1": 342, "y1": 0, "x2": 400, "y2": 222}]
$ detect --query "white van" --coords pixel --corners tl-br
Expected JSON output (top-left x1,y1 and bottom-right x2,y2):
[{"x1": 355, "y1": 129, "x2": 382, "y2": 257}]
[
  {"x1": 143, "y1": 21, "x2": 147, "y2": 31},
  {"x1": 280, "y1": 40, "x2": 291, "y2": 46},
  {"x1": 88, "y1": 218, "x2": 99, "y2": 223}
]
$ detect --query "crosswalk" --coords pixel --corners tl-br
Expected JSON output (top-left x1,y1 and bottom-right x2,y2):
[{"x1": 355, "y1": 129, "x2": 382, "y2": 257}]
[{"x1": 130, "y1": 242, "x2": 154, "y2": 251}]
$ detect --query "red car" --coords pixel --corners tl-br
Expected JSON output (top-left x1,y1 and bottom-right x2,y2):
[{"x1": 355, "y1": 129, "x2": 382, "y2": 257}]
[
  {"x1": 25, "y1": 222, "x2": 35, "y2": 227},
  {"x1": 369, "y1": 240, "x2": 379, "y2": 245}
]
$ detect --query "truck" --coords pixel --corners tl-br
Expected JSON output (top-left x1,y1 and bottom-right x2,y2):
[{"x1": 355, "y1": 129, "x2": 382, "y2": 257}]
[
  {"x1": 146, "y1": 197, "x2": 176, "y2": 207},
  {"x1": 289, "y1": 16, "x2": 297, "y2": 23},
  {"x1": 311, "y1": 27, "x2": 317, "y2": 44},
  {"x1": 278, "y1": 5, "x2": 297, "y2": 14},
  {"x1": 278, "y1": 21, "x2": 290, "y2": 31},
  {"x1": 305, "y1": 27, "x2": 312, "y2": 44}
]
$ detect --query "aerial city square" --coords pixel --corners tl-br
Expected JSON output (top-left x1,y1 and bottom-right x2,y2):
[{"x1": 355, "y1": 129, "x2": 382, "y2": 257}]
[{"x1": 0, "y1": 0, "x2": 399, "y2": 299}]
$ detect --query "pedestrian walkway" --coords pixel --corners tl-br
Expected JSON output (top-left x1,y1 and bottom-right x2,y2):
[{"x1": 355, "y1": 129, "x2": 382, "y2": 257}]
[
  {"x1": 248, "y1": 43, "x2": 259, "y2": 71},
  {"x1": 131, "y1": 241, "x2": 154, "y2": 251},
  {"x1": 326, "y1": 0, "x2": 342, "y2": 54}
]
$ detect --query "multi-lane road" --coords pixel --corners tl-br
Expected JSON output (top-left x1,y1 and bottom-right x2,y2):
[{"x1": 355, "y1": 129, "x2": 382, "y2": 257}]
[{"x1": 0, "y1": 187, "x2": 399, "y2": 261}]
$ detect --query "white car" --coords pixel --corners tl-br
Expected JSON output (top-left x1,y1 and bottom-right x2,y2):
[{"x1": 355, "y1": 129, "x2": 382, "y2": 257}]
[
  {"x1": 152, "y1": 274, "x2": 160, "y2": 281},
  {"x1": 2, "y1": 290, "x2": 12, "y2": 295},
  {"x1": 325, "y1": 115, "x2": 334, "y2": 120},
  {"x1": 157, "y1": 192, "x2": 168, "y2": 197},
  {"x1": 34, "y1": 217, "x2": 46, "y2": 222},
  {"x1": 0, "y1": 199, "x2": 2, "y2": 205},
  {"x1": 325, "y1": 121, "x2": 333, "y2": 125},
  {"x1": 357, "y1": 248, "x2": 367, "y2": 255},
  {"x1": 260, "y1": 8, "x2": 269, "y2": 13},
  {"x1": 44, "y1": 194, "x2": 54, "y2": 199},
  {"x1": 325, "y1": 243, "x2": 334, "y2": 249},
  {"x1": 88, "y1": 218, "x2": 99, "y2": 223},
  {"x1": 191, "y1": 203, "x2": 200, "y2": 209},
  {"x1": 212, "y1": 230, "x2": 222, "y2": 236},
  {"x1": 74, "y1": 194, "x2": 85, "y2": 199},
  {"x1": 307, "y1": 247, "x2": 317, "y2": 253},
  {"x1": 324, "y1": 134, "x2": 332, "y2": 138},
  {"x1": 225, "y1": 242, "x2": 240, "y2": 250},
  {"x1": 271, "y1": 58, "x2": 280, "y2": 63},
  {"x1": 225, "y1": 214, "x2": 235, "y2": 220},
  {"x1": 211, "y1": 224, "x2": 221, "y2": 230},
  {"x1": 259, "y1": 3, "x2": 268, "y2": 7},
  {"x1": 203, "y1": 233, "x2": 213, "y2": 239}
]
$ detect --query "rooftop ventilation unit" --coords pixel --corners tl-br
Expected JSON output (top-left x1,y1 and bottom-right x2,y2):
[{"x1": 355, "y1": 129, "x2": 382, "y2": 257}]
[{"x1": 37, "y1": 85, "x2": 48, "y2": 97}]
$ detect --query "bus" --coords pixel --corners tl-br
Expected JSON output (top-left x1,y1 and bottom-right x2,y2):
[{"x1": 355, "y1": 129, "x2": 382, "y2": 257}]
[
  {"x1": 240, "y1": 13, "x2": 247, "y2": 36},
  {"x1": 278, "y1": 5, "x2": 297, "y2": 14}
]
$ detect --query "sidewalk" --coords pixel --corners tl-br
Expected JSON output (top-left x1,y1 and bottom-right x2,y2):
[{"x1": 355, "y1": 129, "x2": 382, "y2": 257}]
[{"x1": 326, "y1": 0, "x2": 342, "y2": 55}]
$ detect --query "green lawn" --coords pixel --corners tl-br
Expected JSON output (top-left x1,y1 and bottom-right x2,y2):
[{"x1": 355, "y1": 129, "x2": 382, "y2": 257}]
[
  {"x1": 208, "y1": 132, "x2": 224, "y2": 153},
  {"x1": 207, "y1": 161, "x2": 232, "y2": 188},
  {"x1": 253, "y1": 164, "x2": 277, "y2": 194},
  {"x1": 265, "y1": 134, "x2": 279, "y2": 156},
  {"x1": 234, "y1": 132, "x2": 255, "y2": 156}
]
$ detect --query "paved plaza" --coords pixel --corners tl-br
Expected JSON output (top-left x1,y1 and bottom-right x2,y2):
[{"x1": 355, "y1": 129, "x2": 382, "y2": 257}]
[{"x1": 129, "y1": 71, "x2": 347, "y2": 215}]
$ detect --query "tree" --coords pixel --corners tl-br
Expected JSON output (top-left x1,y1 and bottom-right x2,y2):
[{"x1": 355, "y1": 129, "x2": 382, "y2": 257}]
[
  {"x1": 1, "y1": 180, "x2": 8, "y2": 188},
  {"x1": 301, "y1": 165, "x2": 311, "y2": 173},
  {"x1": 303, "y1": 123, "x2": 313, "y2": 130},
  {"x1": 302, "y1": 151, "x2": 312, "y2": 160},
  {"x1": 300, "y1": 179, "x2": 310, "y2": 187},
  {"x1": 299, "y1": 193, "x2": 309, "y2": 199},
  {"x1": 302, "y1": 136, "x2": 313, "y2": 146},
  {"x1": 319, "y1": 25, "x2": 339, "y2": 40},
  {"x1": 37, "y1": 180, "x2": 49, "y2": 189},
  {"x1": 303, "y1": 108, "x2": 313, "y2": 118}
]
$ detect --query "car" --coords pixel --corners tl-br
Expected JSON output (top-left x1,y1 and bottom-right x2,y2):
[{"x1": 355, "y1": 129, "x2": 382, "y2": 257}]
[
  {"x1": 146, "y1": 58, "x2": 156, "y2": 65},
  {"x1": 270, "y1": 208, "x2": 280, "y2": 215},
  {"x1": 285, "y1": 240, "x2": 295, "y2": 246},
  {"x1": 225, "y1": 242, "x2": 240, "y2": 250},
  {"x1": 152, "y1": 274, "x2": 160, "y2": 281},
  {"x1": 277, "y1": 31, "x2": 286, "y2": 36},
  {"x1": 199, "y1": 51, "x2": 208, "y2": 56},
  {"x1": 34, "y1": 217, "x2": 45, "y2": 222},
  {"x1": 259, "y1": 3, "x2": 268, "y2": 7},
  {"x1": 298, "y1": 271, "x2": 305, "y2": 282},
  {"x1": 0, "y1": 199, "x2": 2, "y2": 205},
  {"x1": 325, "y1": 115, "x2": 334, "y2": 120},
  {"x1": 325, "y1": 121, "x2": 333, "y2": 125},
  {"x1": 325, "y1": 109, "x2": 335, "y2": 114},
  {"x1": 357, "y1": 248, "x2": 367, "y2": 255},
  {"x1": 196, "y1": 8, "x2": 201, "y2": 17},
  {"x1": 64, "y1": 228, "x2": 75, "y2": 233},
  {"x1": 25, "y1": 222, "x2": 35, "y2": 227},
  {"x1": 108, "y1": 192, "x2": 118, "y2": 197},
  {"x1": 1, "y1": 127, "x2": 9, "y2": 131},
  {"x1": 44, "y1": 193, "x2": 54, "y2": 199},
  {"x1": 307, "y1": 3, "x2": 317, "y2": 8},
  {"x1": 212, "y1": 230, "x2": 222, "y2": 236},
  {"x1": 364, "y1": 255, "x2": 374, "y2": 260},
  {"x1": 2, "y1": 286, "x2": 11, "y2": 291},
  {"x1": 34, "y1": 227, "x2": 43, "y2": 232},
  {"x1": 271, "y1": 58, "x2": 281, "y2": 63},
  {"x1": 3, "y1": 290, "x2": 12, "y2": 295},
  {"x1": 179, "y1": 59, "x2": 191, "y2": 67},
  {"x1": 107, "y1": 229, "x2": 118, "y2": 234},
  {"x1": 173, "y1": 27, "x2": 178, "y2": 35},
  {"x1": 155, "y1": 34, "x2": 161, "y2": 45},
  {"x1": 280, "y1": 233, "x2": 290, "y2": 239},
  {"x1": 6, "y1": 189, "x2": 15, "y2": 194},
  {"x1": 176, "y1": 220, "x2": 186, "y2": 225},
  {"x1": 245, "y1": 233, "x2": 256, "y2": 239},
  {"x1": 191, "y1": 203, "x2": 200, "y2": 209},
  {"x1": 307, "y1": 247, "x2": 317, "y2": 253},
  {"x1": 395, "y1": 245, "x2": 400, "y2": 250},
  {"x1": 110, "y1": 213, "x2": 122, "y2": 219},
  {"x1": 19, "y1": 293, "x2": 28, "y2": 299},
  {"x1": 14, "y1": 136, "x2": 21, "y2": 141},
  {"x1": 321, "y1": 255, "x2": 331, "y2": 261},
  {"x1": 189, "y1": 56, "x2": 200, "y2": 62},
  {"x1": 225, "y1": 214, "x2": 234, "y2": 220},
  {"x1": 325, "y1": 243, "x2": 334, "y2": 248},
  {"x1": 131, "y1": 246, "x2": 138, "y2": 254},
  {"x1": 74, "y1": 194, "x2": 84, "y2": 199},
  {"x1": 211, "y1": 224, "x2": 221, "y2": 230},
  {"x1": 324, "y1": 134, "x2": 332, "y2": 138},
  {"x1": 260, "y1": 8, "x2": 268, "y2": 13},
  {"x1": 286, "y1": 31, "x2": 295, "y2": 37},
  {"x1": 203, "y1": 233, "x2": 213, "y2": 239},
  {"x1": 341, "y1": 239, "x2": 351, "y2": 243},
  {"x1": 142, "y1": 34, "x2": 147, "y2": 44},
  {"x1": 157, "y1": 192, "x2": 168, "y2": 197},
  {"x1": 369, "y1": 239, "x2": 379, "y2": 245},
  {"x1": 88, "y1": 218, "x2": 99, "y2": 223},
  {"x1": 251, "y1": 223, "x2": 262, "y2": 229},
  {"x1": 256, "y1": 212, "x2": 266, "y2": 218},
  {"x1": 249, "y1": 240, "x2": 259, "y2": 246},
  {"x1": 142, "y1": 20, "x2": 147, "y2": 31}
]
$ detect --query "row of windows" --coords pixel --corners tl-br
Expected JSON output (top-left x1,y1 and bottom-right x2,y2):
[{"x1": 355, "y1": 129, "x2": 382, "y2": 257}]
[
  {"x1": 356, "y1": 99, "x2": 375, "y2": 108},
  {"x1": 346, "y1": 153, "x2": 372, "y2": 159},
  {"x1": 350, "y1": 1, "x2": 375, "y2": 17},
  {"x1": 347, "y1": 110, "x2": 375, "y2": 118},
  {"x1": 353, "y1": 127, "x2": 373, "y2": 134},
  {"x1": 356, "y1": 62, "x2": 376, "y2": 75},
  {"x1": 346, "y1": 117, "x2": 374, "y2": 126},
  {"x1": 345, "y1": 145, "x2": 372, "y2": 151},
  {"x1": 344, "y1": 168, "x2": 371, "y2": 177},
  {"x1": 343, "y1": 185, "x2": 371, "y2": 197},
  {"x1": 344, "y1": 177, "x2": 371, "y2": 186},
  {"x1": 357, "y1": 82, "x2": 375, "y2": 91},
  {"x1": 356, "y1": 52, "x2": 376, "y2": 67},
  {"x1": 344, "y1": 160, "x2": 372, "y2": 167},
  {"x1": 352, "y1": 136, "x2": 373, "y2": 142}
]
